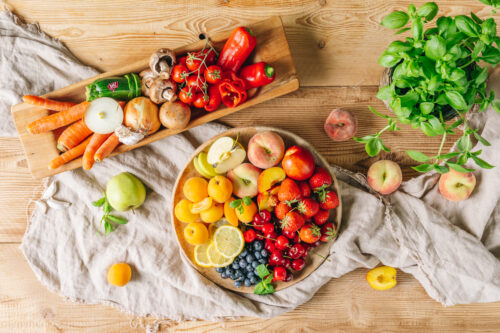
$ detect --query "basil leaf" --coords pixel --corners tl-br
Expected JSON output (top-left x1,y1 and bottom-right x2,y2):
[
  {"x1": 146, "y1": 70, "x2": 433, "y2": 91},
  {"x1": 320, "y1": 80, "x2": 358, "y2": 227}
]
[
  {"x1": 457, "y1": 134, "x2": 472, "y2": 152},
  {"x1": 428, "y1": 117, "x2": 445, "y2": 135},
  {"x1": 446, "y1": 162, "x2": 475, "y2": 173},
  {"x1": 365, "y1": 139, "x2": 382, "y2": 157},
  {"x1": 378, "y1": 52, "x2": 401, "y2": 68},
  {"x1": 425, "y1": 35, "x2": 446, "y2": 60},
  {"x1": 473, "y1": 132, "x2": 491, "y2": 146},
  {"x1": 445, "y1": 91, "x2": 468, "y2": 111},
  {"x1": 103, "y1": 200, "x2": 111, "y2": 214},
  {"x1": 455, "y1": 15, "x2": 480, "y2": 37},
  {"x1": 475, "y1": 67, "x2": 489, "y2": 85},
  {"x1": 242, "y1": 196, "x2": 252, "y2": 206},
  {"x1": 400, "y1": 91, "x2": 419, "y2": 108},
  {"x1": 386, "y1": 41, "x2": 413, "y2": 53},
  {"x1": 381, "y1": 11, "x2": 410, "y2": 29},
  {"x1": 376, "y1": 85, "x2": 393, "y2": 100},
  {"x1": 420, "y1": 102, "x2": 434, "y2": 114},
  {"x1": 470, "y1": 12, "x2": 483, "y2": 25},
  {"x1": 229, "y1": 199, "x2": 240, "y2": 209},
  {"x1": 491, "y1": 99, "x2": 500, "y2": 113},
  {"x1": 353, "y1": 135, "x2": 377, "y2": 143},
  {"x1": 255, "y1": 264, "x2": 270, "y2": 279},
  {"x1": 450, "y1": 68, "x2": 466, "y2": 82},
  {"x1": 406, "y1": 150, "x2": 430, "y2": 162},
  {"x1": 412, "y1": 164, "x2": 435, "y2": 172},
  {"x1": 480, "y1": 45, "x2": 500, "y2": 64},
  {"x1": 428, "y1": 75, "x2": 442, "y2": 93},
  {"x1": 104, "y1": 222, "x2": 113, "y2": 235},
  {"x1": 472, "y1": 40, "x2": 486, "y2": 59},
  {"x1": 448, "y1": 118, "x2": 463, "y2": 131},
  {"x1": 471, "y1": 155, "x2": 494, "y2": 169},
  {"x1": 417, "y1": 2, "x2": 439, "y2": 21},
  {"x1": 92, "y1": 197, "x2": 105, "y2": 207},
  {"x1": 435, "y1": 152, "x2": 460, "y2": 159},
  {"x1": 368, "y1": 106, "x2": 390, "y2": 119},
  {"x1": 420, "y1": 122, "x2": 437, "y2": 136},
  {"x1": 481, "y1": 18, "x2": 497, "y2": 42},
  {"x1": 433, "y1": 165, "x2": 449, "y2": 174},
  {"x1": 412, "y1": 18, "x2": 424, "y2": 40},
  {"x1": 457, "y1": 154, "x2": 469, "y2": 165},
  {"x1": 395, "y1": 27, "x2": 411, "y2": 35},
  {"x1": 106, "y1": 215, "x2": 128, "y2": 224},
  {"x1": 437, "y1": 16, "x2": 452, "y2": 35}
]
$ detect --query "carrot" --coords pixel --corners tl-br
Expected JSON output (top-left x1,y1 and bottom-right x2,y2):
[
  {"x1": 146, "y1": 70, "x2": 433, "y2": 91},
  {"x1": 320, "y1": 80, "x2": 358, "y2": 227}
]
[
  {"x1": 82, "y1": 133, "x2": 112, "y2": 170},
  {"x1": 23, "y1": 95, "x2": 76, "y2": 111},
  {"x1": 48, "y1": 136, "x2": 92, "y2": 169},
  {"x1": 94, "y1": 133, "x2": 120, "y2": 162},
  {"x1": 57, "y1": 119, "x2": 93, "y2": 152},
  {"x1": 27, "y1": 101, "x2": 90, "y2": 134},
  {"x1": 117, "y1": 100, "x2": 126, "y2": 108}
]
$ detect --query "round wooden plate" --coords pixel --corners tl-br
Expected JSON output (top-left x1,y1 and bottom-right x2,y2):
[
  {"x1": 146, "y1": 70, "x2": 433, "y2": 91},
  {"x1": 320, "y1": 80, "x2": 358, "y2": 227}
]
[{"x1": 171, "y1": 126, "x2": 342, "y2": 293}]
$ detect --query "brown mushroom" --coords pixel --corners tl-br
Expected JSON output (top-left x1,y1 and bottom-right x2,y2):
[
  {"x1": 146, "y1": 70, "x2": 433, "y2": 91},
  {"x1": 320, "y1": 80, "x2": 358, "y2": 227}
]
[
  {"x1": 149, "y1": 78, "x2": 177, "y2": 104},
  {"x1": 149, "y1": 48, "x2": 176, "y2": 76},
  {"x1": 139, "y1": 69, "x2": 170, "y2": 97}
]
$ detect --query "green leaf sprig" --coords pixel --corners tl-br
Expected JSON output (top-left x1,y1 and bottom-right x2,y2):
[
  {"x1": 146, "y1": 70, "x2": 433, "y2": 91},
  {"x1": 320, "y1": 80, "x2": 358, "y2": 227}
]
[
  {"x1": 229, "y1": 196, "x2": 252, "y2": 214},
  {"x1": 92, "y1": 195, "x2": 128, "y2": 235},
  {"x1": 254, "y1": 264, "x2": 275, "y2": 295},
  {"x1": 357, "y1": 2, "x2": 498, "y2": 173}
]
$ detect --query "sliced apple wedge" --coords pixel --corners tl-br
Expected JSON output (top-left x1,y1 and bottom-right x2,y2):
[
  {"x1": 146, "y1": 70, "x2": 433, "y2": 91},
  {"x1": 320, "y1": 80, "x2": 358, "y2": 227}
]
[
  {"x1": 193, "y1": 155, "x2": 213, "y2": 178},
  {"x1": 207, "y1": 136, "x2": 246, "y2": 174},
  {"x1": 198, "y1": 152, "x2": 218, "y2": 177}
]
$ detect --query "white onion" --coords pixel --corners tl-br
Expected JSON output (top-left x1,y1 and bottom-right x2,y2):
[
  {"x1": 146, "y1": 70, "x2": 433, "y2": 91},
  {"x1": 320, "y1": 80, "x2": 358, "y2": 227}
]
[{"x1": 84, "y1": 97, "x2": 124, "y2": 134}]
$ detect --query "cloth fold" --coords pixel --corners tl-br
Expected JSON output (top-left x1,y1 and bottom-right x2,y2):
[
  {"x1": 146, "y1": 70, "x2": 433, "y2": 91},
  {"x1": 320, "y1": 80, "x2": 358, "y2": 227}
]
[{"x1": 1, "y1": 9, "x2": 499, "y2": 321}]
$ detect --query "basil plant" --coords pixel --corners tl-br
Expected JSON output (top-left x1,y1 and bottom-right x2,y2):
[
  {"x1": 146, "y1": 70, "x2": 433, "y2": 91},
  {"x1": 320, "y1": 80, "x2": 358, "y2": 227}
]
[{"x1": 355, "y1": 2, "x2": 499, "y2": 173}]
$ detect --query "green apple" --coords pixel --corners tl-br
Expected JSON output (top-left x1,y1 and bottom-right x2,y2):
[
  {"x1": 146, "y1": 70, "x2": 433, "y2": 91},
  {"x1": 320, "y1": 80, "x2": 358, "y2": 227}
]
[
  {"x1": 197, "y1": 152, "x2": 218, "y2": 177},
  {"x1": 207, "y1": 136, "x2": 246, "y2": 174},
  {"x1": 106, "y1": 172, "x2": 146, "y2": 211},
  {"x1": 193, "y1": 155, "x2": 213, "y2": 178}
]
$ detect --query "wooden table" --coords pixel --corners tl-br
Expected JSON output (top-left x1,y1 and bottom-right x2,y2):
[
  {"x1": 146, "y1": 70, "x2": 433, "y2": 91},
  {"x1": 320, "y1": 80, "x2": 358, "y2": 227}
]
[{"x1": 1, "y1": 0, "x2": 499, "y2": 331}]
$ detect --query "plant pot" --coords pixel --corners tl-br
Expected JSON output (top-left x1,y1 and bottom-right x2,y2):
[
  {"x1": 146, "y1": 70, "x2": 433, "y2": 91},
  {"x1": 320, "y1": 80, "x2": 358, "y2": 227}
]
[{"x1": 379, "y1": 67, "x2": 479, "y2": 122}]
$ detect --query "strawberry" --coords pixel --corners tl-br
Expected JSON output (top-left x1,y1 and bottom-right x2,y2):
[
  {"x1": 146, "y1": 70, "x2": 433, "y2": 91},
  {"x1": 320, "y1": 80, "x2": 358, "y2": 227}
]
[
  {"x1": 309, "y1": 167, "x2": 332, "y2": 191},
  {"x1": 318, "y1": 190, "x2": 339, "y2": 210},
  {"x1": 280, "y1": 211, "x2": 305, "y2": 233},
  {"x1": 278, "y1": 178, "x2": 301, "y2": 202},
  {"x1": 298, "y1": 181, "x2": 311, "y2": 197},
  {"x1": 320, "y1": 222, "x2": 337, "y2": 242},
  {"x1": 299, "y1": 223, "x2": 321, "y2": 243},
  {"x1": 297, "y1": 198, "x2": 319, "y2": 218},
  {"x1": 274, "y1": 201, "x2": 292, "y2": 220},
  {"x1": 313, "y1": 209, "x2": 329, "y2": 225}
]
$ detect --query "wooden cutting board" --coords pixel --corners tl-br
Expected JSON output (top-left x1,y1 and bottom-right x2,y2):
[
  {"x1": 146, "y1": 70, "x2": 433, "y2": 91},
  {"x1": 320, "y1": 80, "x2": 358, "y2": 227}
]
[{"x1": 11, "y1": 16, "x2": 299, "y2": 179}]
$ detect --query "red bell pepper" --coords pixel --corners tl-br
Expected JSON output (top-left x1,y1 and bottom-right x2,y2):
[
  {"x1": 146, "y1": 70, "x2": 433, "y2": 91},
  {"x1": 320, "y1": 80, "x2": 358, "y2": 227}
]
[
  {"x1": 204, "y1": 84, "x2": 221, "y2": 112},
  {"x1": 218, "y1": 71, "x2": 247, "y2": 108},
  {"x1": 217, "y1": 27, "x2": 257, "y2": 73},
  {"x1": 239, "y1": 62, "x2": 276, "y2": 89}
]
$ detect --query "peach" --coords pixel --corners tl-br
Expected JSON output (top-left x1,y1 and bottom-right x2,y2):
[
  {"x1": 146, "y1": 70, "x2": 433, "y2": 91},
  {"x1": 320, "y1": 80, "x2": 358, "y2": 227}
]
[
  {"x1": 227, "y1": 163, "x2": 261, "y2": 198},
  {"x1": 247, "y1": 131, "x2": 285, "y2": 169},
  {"x1": 367, "y1": 160, "x2": 402, "y2": 195},
  {"x1": 324, "y1": 108, "x2": 357, "y2": 141},
  {"x1": 257, "y1": 185, "x2": 280, "y2": 211},
  {"x1": 438, "y1": 169, "x2": 476, "y2": 202},
  {"x1": 257, "y1": 167, "x2": 286, "y2": 193}
]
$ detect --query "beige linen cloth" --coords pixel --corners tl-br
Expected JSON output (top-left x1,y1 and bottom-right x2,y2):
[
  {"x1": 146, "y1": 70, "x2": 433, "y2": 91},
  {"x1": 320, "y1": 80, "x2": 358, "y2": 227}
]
[{"x1": 2, "y1": 9, "x2": 499, "y2": 321}]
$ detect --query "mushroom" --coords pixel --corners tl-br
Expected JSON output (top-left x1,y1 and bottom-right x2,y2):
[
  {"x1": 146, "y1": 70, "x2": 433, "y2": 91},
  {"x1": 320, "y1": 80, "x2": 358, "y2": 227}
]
[
  {"x1": 149, "y1": 78, "x2": 177, "y2": 104},
  {"x1": 149, "y1": 48, "x2": 176, "y2": 76},
  {"x1": 139, "y1": 69, "x2": 170, "y2": 97}
]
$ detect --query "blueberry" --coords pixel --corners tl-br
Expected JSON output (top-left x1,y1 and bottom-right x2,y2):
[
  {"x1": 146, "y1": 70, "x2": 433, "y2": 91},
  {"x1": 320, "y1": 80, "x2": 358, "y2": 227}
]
[
  {"x1": 221, "y1": 272, "x2": 227, "y2": 279},
  {"x1": 254, "y1": 241, "x2": 263, "y2": 251},
  {"x1": 246, "y1": 264, "x2": 254, "y2": 272},
  {"x1": 254, "y1": 251, "x2": 262, "y2": 260},
  {"x1": 246, "y1": 254, "x2": 255, "y2": 263},
  {"x1": 216, "y1": 267, "x2": 224, "y2": 273},
  {"x1": 239, "y1": 259, "x2": 247, "y2": 268},
  {"x1": 247, "y1": 271, "x2": 255, "y2": 279},
  {"x1": 244, "y1": 279, "x2": 252, "y2": 287},
  {"x1": 250, "y1": 276, "x2": 257, "y2": 284},
  {"x1": 234, "y1": 280, "x2": 243, "y2": 288},
  {"x1": 240, "y1": 250, "x2": 248, "y2": 257},
  {"x1": 252, "y1": 261, "x2": 259, "y2": 268},
  {"x1": 226, "y1": 268, "x2": 234, "y2": 276},
  {"x1": 261, "y1": 249, "x2": 268, "y2": 258},
  {"x1": 230, "y1": 273, "x2": 237, "y2": 280},
  {"x1": 258, "y1": 258, "x2": 267, "y2": 264},
  {"x1": 235, "y1": 270, "x2": 243, "y2": 279}
]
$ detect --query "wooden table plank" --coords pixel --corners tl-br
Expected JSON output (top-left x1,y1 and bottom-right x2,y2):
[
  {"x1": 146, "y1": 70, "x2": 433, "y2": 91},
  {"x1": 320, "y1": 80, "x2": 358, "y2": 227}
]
[
  {"x1": 4, "y1": 0, "x2": 495, "y2": 86},
  {"x1": 1, "y1": 244, "x2": 499, "y2": 332}
]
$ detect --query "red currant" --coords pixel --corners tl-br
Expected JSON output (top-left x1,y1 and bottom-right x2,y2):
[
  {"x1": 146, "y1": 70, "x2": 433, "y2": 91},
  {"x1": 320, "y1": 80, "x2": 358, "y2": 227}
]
[
  {"x1": 265, "y1": 231, "x2": 277, "y2": 241},
  {"x1": 261, "y1": 223, "x2": 274, "y2": 235},
  {"x1": 265, "y1": 239, "x2": 276, "y2": 253},
  {"x1": 273, "y1": 266, "x2": 287, "y2": 281},
  {"x1": 253, "y1": 214, "x2": 265, "y2": 230},
  {"x1": 283, "y1": 258, "x2": 291, "y2": 270},
  {"x1": 282, "y1": 230, "x2": 296, "y2": 239},
  {"x1": 275, "y1": 235, "x2": 289, "y2": 250},
  {"x1": 243, "y1": 229, "x2": 256, "y2": 243},
  {"x1": 259, "y1": 210, "x2": 272, "y2": 223},
  {"x1": 291, "y1": 258, "x2": 306, "y2": 271},
  {"x1": 269, "y1": 250, "x2": 284, "y2": 266},
  {"x1": 256, "y1": 232, "x2": 265, "y2": 240},
  {"x1": 289, "y1": 243, "x2": 306, "y2": 259}
]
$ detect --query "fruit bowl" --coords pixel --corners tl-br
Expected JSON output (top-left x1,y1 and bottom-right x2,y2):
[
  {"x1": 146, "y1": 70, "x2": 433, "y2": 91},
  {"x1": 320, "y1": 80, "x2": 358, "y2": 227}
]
[{"x1": 171, "y1": 126, "x2": 342, "y2": 293}]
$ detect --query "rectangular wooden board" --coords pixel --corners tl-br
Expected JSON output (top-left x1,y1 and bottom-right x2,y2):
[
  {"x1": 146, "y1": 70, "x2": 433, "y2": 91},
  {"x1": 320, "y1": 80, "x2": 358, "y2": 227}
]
[{"x1": 11, "y1": 16, "x2": 299, "y2": 179}]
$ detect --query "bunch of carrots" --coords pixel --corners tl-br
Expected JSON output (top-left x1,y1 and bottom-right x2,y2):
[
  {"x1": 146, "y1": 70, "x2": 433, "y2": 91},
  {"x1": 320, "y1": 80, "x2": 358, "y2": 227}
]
[{"x1": 24, "y1": 95, "x2": 123, "y2": 170}]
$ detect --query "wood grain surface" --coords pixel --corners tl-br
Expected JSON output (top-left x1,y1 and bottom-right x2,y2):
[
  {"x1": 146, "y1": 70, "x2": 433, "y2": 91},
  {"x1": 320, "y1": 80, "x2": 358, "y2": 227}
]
[{"x1": 1, "y1": 0, "x2": 500, "y2": 332}]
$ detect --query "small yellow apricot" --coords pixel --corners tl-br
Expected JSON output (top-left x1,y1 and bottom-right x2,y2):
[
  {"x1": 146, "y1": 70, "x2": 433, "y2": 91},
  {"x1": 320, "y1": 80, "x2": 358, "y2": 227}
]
[
  {"x1": 366, "y1": 266, "x2": 397, "y2": 291},
  {"x1": 107, "y1": 263, "x2": 132, "y2": 287}
]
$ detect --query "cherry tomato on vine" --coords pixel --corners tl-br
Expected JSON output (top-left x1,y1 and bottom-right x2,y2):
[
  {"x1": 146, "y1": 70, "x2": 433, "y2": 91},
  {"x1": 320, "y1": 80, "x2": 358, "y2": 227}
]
[
  {"x1": 204, "y1": 65, "x2": 222, "y2": 84},
  {"x1": 192, "y1": 92, "x2": 209, "y2": 108},
  {"x1": 201, "y1": 48, "x2": 217, "y2": 65},
  {"x1": 171, "y1": 64, "x2": 189, "y2": 83},
  {"x1": 186, "y1": 52, "x2": 203, "y2": 71},
  {"x1": 186, "y1": 75, "x2": 206, "y2": 92},
  {"x1": 177, "y1": 56, "x2": 187, "y2": 67},
  {"x1": 179, "y1": 87, "x2": 195, "y2": 104}
]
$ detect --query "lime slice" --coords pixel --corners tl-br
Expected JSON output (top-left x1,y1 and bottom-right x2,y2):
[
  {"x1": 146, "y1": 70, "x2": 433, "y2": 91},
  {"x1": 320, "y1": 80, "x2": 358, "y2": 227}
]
[
  {"x1": 206, "y1": 243, "x2": 234, "y2": 267},
  {"x1": 213, "y1": 225, "x2": 245, "y2": 258},
  {"x1": 194, "y1": 243, "x2": 212, "y2": 268}
]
